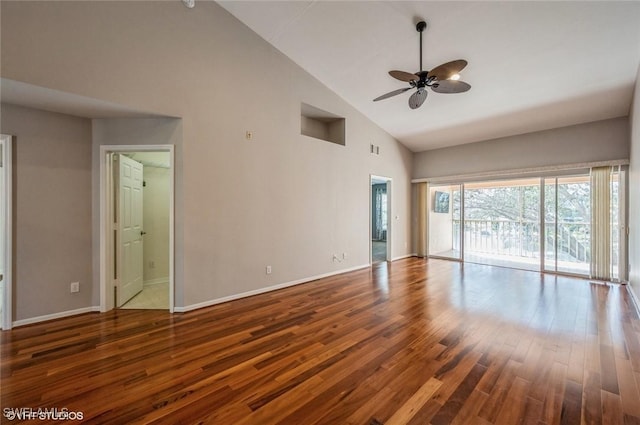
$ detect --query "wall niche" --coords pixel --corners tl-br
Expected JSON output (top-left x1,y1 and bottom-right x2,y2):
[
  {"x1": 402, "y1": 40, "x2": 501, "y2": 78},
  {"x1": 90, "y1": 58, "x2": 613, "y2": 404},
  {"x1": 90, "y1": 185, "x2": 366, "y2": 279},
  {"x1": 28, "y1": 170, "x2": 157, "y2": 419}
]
[{"x1": 300, "y1": 103, "x2": 345, "y2": 146}]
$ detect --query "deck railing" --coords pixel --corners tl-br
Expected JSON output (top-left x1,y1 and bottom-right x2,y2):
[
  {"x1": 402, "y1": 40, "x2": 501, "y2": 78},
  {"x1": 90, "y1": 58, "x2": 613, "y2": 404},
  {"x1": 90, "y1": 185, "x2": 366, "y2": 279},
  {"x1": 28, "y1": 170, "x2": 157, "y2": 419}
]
[{"x1": 452, "y1": 219, "x2": 591, "y2": 263}]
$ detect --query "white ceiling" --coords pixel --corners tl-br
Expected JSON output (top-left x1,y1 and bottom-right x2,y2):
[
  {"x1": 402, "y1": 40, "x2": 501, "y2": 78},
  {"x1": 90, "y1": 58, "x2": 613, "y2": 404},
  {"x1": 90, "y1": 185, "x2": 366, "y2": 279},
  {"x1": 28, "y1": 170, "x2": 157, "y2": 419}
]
[{"x1": 218, "y1": 1, "x2": 640, "y2": 152}]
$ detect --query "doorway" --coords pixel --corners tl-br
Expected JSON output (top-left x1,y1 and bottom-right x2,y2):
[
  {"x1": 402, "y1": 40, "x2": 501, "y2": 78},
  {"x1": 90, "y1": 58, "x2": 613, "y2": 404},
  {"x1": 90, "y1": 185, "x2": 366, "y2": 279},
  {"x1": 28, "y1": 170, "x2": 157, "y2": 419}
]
[
  {"x1": 371, "y1": 175, "x2": 391, "y2": 263},
  {"x1": 100, "y1": 145, "x2": 174, "y2": 312},
  {"x1": 0, "y1": 134, "x2": 12, "y2": 329}
]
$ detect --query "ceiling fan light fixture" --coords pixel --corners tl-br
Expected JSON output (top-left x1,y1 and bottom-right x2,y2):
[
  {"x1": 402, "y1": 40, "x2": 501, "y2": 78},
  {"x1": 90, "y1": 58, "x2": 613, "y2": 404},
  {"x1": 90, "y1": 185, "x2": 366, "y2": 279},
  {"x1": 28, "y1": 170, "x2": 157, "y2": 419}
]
[
  {"x1": 182, "y1": 0, "x2": 195, "y2": 9},
  {"x1": 373, "y1": 19, "x2": 471, "y2": 109}
]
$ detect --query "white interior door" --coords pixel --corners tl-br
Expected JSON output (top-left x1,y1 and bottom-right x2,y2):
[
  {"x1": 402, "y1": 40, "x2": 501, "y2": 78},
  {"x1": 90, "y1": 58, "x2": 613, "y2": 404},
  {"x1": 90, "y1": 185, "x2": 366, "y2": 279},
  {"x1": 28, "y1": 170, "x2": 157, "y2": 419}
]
[{"x1": 117, "y1": 154, "x2": 144, "y2": 307}]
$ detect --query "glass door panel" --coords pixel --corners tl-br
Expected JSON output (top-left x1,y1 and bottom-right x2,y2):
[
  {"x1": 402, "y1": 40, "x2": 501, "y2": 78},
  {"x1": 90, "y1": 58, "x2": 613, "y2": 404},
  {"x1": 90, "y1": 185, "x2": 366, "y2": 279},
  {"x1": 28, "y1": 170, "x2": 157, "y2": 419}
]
[
  {"x1": 543, "y1": 178, "x2": 557, "y2": 273},
  {"x1": 463, "y1": 178, "x2": 540, "y2": 271},
  {"x1": 428, "y1": 184, "x2": 461, "y2": 260},
  {"x1": 544, "y1": 176, "x2": 590, "y2": 275}
]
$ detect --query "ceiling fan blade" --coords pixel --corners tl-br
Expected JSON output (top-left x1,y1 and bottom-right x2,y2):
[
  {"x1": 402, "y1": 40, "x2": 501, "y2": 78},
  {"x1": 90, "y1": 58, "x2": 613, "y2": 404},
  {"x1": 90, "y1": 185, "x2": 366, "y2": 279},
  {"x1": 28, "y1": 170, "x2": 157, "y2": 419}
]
[
  {"x1": 427, "y1": 59, "x2": 468, "y2": 81},
  {"x1": 373, "y1": 87, "x2": 412, "y2": 102},
  {"x1": 408, "y1": 89, "x2": 428, "y2": 109},
  {"x1": 389, "y1": 70, "x2": 418, "y2": 82},
  {"x1": 431, "y1": 80, "x2": 471, "y2": 94}
]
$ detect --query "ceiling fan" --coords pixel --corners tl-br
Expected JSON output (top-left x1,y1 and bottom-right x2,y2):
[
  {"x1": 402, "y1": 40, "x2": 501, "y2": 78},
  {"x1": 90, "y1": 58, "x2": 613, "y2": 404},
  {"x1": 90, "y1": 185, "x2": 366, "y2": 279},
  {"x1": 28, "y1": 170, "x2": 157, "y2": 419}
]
[{"x1": 374, "y1": 21, "x2": 471, "y2": 109}]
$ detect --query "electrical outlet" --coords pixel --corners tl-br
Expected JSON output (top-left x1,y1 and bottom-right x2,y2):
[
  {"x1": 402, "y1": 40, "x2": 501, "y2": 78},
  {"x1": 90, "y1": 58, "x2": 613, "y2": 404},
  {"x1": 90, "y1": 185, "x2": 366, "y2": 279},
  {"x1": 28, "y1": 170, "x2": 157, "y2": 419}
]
[
  {"x1": 70, "y1": 282, "x2": 80, "y2": 293},
  {"x1": 342, "y1": 253, "x2": 347, "y2": 259},
  {"x1": 266, "y1": 265, "x2": 272, "y2": 274}
]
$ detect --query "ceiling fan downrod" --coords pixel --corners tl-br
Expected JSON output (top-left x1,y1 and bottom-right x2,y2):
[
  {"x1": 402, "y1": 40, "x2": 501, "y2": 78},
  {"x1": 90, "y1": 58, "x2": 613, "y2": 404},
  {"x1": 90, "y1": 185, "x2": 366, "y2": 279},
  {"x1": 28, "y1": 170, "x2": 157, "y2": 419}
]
[{"x1": 417, "y1": 21, "x2": 426, "y2": 73}]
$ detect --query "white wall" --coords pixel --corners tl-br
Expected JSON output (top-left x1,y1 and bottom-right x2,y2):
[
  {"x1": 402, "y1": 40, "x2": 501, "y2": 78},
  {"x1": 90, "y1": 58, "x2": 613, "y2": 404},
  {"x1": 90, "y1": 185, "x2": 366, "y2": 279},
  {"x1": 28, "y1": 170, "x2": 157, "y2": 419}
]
[
  {"x1": 0, "y1": 104, "x2": 93, "y2": 321},
  {"x1": 413, "y1": 118, "x2": 629, "y2": 179},
  {"x1": 428, "y1": 187, "x2": 454, "y2": 255},
  {"x1": 142, "y1": 165, "x2": 170, "y2": 284},
  {"x1": 2, "y1": 1, "x2": 412, "y2": 314},
  {"x1": 629, "y1": 65, "x2": 640, "y2": 301}
]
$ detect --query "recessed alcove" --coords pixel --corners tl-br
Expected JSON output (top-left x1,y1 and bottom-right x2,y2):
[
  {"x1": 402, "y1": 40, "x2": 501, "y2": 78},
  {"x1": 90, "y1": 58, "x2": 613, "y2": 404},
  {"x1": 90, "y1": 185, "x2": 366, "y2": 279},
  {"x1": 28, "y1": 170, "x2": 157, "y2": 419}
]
[{"x1": 300, "y1": 103, "x2": 345, "y2": 146}]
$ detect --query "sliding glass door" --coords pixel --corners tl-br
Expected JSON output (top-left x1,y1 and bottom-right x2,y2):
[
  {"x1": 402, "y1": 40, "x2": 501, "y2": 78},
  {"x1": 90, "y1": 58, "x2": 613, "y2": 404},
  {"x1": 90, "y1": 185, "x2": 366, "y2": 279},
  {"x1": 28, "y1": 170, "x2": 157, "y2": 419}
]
[
  {"x1": 425, "y1": 168, "x2": 623, "y2": 280},
  {"x1": 543, "y1": 176, "x2": 591, "y2": 275},
  {"x1": 463, "y1": 179, "x2": 540, "y2": 271}
]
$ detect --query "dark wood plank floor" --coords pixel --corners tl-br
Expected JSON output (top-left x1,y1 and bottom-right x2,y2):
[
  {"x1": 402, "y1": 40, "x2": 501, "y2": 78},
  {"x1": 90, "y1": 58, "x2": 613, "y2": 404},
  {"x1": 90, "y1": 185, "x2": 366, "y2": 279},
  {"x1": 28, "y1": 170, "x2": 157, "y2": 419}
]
[{"x1": 2, "y1": 258, "x2": 640, "y2": 424}]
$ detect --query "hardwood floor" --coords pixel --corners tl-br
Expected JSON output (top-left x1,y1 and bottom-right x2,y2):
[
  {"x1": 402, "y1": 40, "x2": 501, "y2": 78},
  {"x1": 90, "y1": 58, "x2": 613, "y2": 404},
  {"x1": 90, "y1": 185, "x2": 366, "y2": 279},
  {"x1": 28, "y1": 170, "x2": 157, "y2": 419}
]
[{"x1": 2, "y1": 258, "x2": 640, "y2": 424}]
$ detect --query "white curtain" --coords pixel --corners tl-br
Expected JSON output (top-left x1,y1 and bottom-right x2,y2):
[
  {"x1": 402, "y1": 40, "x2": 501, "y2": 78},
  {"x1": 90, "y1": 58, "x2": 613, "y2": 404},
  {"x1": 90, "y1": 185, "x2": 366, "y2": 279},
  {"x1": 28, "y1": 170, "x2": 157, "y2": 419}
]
[{"x1": 590, "y1": 166, "x2": 611, "y2": 280}]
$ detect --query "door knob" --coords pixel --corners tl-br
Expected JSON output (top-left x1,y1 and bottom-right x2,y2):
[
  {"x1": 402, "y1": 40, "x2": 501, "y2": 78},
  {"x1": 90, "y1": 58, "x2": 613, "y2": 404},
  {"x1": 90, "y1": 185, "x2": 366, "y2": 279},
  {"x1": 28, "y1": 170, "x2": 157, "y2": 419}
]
[{"x1": 141, "y1": 231, "x2": 147, "y2": 236}]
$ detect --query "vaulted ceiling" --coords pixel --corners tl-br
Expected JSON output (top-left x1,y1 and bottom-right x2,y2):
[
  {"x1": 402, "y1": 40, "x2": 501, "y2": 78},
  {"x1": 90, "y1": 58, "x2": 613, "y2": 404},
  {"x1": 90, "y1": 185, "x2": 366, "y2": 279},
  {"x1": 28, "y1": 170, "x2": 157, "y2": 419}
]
[{"x1": 218, "y1": 1, "x2": 640, "y2": 152}]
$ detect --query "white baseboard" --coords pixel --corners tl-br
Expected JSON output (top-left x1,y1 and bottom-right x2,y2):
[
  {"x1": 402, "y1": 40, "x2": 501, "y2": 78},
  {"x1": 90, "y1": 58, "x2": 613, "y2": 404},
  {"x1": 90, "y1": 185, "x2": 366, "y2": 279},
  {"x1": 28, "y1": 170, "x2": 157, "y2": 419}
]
[
  {"x1": 627, "y1": 284, "x2": 640, "y2": 316},
  {"x1": 10, "y1": 260, "x2": 410, "y2": 323},
  {"x1": 144, "y1": 277, "x2": 169, "y2": 286},
  {"x1": 391, "y1": 253, "x2": 416, "y2": 261},
  {"x1": 13, "y1": 306, "x2": 101, "y2": 328},
  {"x1": 174, "y1": 263, "x2": 370, "y2": 313}
]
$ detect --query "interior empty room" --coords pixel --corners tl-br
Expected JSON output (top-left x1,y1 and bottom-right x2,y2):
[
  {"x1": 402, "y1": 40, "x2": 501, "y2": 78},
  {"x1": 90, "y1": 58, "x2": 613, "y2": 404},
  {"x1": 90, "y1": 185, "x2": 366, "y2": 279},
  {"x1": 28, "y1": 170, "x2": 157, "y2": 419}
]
[{"x1": 1, "y1": 1, "x2": 640, "y2": 424}]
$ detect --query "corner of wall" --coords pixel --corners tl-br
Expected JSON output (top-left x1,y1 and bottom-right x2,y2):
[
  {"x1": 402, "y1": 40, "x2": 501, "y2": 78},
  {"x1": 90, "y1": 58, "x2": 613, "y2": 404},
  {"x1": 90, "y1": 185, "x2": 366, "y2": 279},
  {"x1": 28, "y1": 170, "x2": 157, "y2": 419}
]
[{"x1": 628, "y1": 63, "x2": 640, "y2": 306}]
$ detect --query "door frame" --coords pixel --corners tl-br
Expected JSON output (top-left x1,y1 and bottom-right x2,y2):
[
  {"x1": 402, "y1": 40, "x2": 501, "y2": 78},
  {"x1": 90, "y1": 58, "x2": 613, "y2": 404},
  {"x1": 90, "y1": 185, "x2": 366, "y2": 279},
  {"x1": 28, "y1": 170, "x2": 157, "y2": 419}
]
[
  {"x1": 99, "y1": 145, "x2": 175, "y2": 313},
  {"x1": 370, "y1": 175, "x2": 392, "y2": 263},
  {"x1": 1, "y1": 134, "x2": 13, "y2": 330}
]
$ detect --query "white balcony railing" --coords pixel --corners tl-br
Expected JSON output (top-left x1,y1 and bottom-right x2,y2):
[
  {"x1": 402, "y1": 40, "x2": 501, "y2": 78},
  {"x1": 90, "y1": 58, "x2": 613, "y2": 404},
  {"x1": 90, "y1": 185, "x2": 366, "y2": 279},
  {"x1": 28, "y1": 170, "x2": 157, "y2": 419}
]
[{"x1": 452, "y1": 219, "x2": 591, "y2": 264}]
